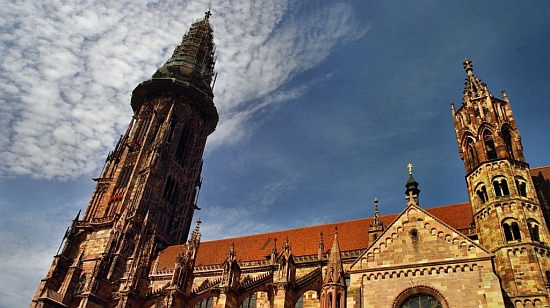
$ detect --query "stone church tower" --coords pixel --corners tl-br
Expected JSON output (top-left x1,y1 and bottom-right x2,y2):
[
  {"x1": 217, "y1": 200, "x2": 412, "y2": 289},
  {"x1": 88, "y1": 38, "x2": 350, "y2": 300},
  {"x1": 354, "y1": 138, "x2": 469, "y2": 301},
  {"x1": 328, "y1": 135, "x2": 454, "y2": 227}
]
[
  {"x1": 31, "y1": 11, "x2": 218, "y2": 308},
  {"x1": 452, "y1": 59, "x2": 550, "y2": 307}
]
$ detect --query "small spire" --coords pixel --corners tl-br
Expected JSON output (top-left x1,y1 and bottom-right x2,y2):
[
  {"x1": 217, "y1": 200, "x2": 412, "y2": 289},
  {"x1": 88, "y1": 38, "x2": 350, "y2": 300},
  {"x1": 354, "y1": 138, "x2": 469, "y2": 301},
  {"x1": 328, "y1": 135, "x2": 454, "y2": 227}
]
[
  {"x1": 318, "y1": 232, "x2": 325, "y2": 260},
  {"x1": 370, "y1": 198, "x2": 383, "y2": 232},
  {"x1": 502, "y1": 90, "x2": 509, "y2": 102},
  {"x1": 405, "y1": 163, "x2": 420, "y2": 207},
  {"x1": 228, "y1": 242, "x2": 236, "y2": 261}
]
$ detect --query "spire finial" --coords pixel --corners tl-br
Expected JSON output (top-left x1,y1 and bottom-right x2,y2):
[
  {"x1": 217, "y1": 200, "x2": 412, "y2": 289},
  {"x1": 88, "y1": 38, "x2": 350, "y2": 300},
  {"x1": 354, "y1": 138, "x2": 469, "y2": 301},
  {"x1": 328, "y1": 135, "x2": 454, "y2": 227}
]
[
  {"x1": 407, "y1": 162, "x2": 413, "y2": 175},
  {"x1": 463, "y1": 58, "x2": 473, "y2": 75},
  {"x1": 205, "y1": 9, "x2": 212, "y2": 20}
]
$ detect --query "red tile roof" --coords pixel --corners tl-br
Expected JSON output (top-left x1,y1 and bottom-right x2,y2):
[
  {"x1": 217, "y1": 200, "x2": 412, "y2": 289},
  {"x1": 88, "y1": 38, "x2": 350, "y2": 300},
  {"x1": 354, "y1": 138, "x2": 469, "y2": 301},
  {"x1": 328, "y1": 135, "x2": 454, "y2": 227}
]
[
  {"x1": 156, "y1": 202, "x2": 472, "y2": 271},
  {"x1": 155, "y1": 166, "x2": 550, "y2": 271}
]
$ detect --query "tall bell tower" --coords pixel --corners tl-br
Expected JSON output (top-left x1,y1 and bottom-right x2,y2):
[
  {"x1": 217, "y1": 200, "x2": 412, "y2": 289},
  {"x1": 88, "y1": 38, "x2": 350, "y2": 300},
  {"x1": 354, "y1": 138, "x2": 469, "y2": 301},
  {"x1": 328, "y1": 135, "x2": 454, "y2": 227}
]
[
  {"x1": 452, "y1": 59, "x2": 550, "y2": 307},
  {"x1": 31, "y1": 11, "x2": 218, "y2": 308}
]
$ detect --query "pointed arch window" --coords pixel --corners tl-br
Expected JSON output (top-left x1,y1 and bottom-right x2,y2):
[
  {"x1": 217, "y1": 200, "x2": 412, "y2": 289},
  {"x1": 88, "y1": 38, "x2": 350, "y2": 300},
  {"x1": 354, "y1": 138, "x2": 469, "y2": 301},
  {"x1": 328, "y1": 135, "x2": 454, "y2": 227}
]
[
  {"x1": 465, "y1": 138, "x2": 478, "y2": 170},
  {"x1": 195, "y1": 297, "x2": 213, "y2": 308},
  {"x1": 163, "y1": 176, "x2": 179, "y2": 204},
  {"x1": 493, "y1": 177, "x2": 510, "y2": 197},
  {"x1": 483, "y1": 130, "x2": 498, "y2": 160},
  {"x1": 502, "y1": 128, "x2": 515, "y2": 159},
  {"x1": 240, "y1": 293, "x2": 257, "y2": 308},
  {"x1": 175, "y1": 126, "x2": 192, "y2": 165},
  {"x1": 75, "y1": 275, "x2": 86, "y2": 295}
]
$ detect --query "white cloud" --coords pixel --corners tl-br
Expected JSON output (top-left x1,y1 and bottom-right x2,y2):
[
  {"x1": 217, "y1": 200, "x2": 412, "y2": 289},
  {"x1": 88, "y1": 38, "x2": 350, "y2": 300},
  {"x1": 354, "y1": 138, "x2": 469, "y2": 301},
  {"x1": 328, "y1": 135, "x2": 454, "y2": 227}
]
[{"x1": 0, "y1": 0, "x2": 362, "y2": 180}]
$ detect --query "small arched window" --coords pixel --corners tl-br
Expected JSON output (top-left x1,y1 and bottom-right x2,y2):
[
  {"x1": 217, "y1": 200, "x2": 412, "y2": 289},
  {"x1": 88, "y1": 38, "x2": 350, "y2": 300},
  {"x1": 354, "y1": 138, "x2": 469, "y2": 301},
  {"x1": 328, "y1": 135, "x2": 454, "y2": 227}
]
[
  {"x1": 475, "y1": 183, "x2": 488, "y2": 204},
  {"x1": 502, "y1": 219, "x2": 522, "y2": 242},
  {"x1": 515, "y1": 178, "x2": 528, "y2": 197},
  {"x1": 483, "y1": 130, "x2": 498, "y2": 160},
  {"x1": 493, "y1": 177, "x2": 510, "y2": 197},
  {"x1": 528, "y1": 219, "x2": 541, "y2": 242}
]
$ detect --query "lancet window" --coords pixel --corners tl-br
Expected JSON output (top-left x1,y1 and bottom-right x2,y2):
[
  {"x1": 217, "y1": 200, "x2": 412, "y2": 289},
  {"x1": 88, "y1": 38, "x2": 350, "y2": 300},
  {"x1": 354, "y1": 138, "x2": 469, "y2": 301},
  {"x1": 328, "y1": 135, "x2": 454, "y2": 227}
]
[
  {"x1": 465, "y1": 138, "x2": 478, "y2": 171},
  {"x1": 195, "y1": 297, "x2": 214, "y2": 308},
  {"x1": 483, "y1": 130, "x2": 497, "y2": 160},
  {"x1": 175, "y1": 126, "x2": 191, "y2": 165}
]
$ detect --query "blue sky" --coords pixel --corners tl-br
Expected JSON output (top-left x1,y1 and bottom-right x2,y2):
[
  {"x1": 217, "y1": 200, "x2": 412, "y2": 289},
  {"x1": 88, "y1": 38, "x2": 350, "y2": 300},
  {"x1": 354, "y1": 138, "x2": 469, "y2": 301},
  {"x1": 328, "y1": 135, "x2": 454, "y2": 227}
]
[{"x1": 1, "y1": 1, "x2": 550, "y2": 307}]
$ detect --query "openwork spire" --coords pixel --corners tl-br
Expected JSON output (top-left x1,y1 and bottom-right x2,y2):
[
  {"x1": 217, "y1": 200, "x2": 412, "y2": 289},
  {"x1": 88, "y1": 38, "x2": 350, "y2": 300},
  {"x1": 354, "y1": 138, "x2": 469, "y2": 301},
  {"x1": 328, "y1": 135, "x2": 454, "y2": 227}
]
[
  {"x1": 324, "y1": 228, "x2": 345, "y2": 285},
  {"x1": 369, "y1": 198, "x2": 383, "y2": 232},
  {"x1": 462, "y1": 58, "x2": 490, "y2": 101},
  {"x1": 153, "y1": 11, "x2": 216, "y2": 94}
]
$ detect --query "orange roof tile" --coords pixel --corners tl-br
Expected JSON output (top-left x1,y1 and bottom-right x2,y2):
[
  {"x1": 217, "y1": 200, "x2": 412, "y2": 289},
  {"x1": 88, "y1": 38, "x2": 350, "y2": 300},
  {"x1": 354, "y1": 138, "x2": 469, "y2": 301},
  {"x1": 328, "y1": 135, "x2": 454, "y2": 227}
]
[{"x1": 156, "y1": 202, "x2": 473, "y2": 270}]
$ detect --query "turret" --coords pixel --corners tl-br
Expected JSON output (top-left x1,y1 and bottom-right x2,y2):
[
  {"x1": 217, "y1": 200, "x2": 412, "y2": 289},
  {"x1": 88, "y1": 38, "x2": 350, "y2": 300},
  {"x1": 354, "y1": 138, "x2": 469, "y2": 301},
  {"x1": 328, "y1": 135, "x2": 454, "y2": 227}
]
[{"x1": 452, "y1": 59, "x2": 550, "y2": 307}]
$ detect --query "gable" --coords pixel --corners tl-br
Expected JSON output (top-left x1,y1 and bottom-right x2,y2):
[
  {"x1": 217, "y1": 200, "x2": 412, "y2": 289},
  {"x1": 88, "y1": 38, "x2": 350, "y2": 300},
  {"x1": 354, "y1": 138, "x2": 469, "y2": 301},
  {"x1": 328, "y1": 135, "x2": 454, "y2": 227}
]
[{"x1": 350, "y1": 204, "x2": 491, "y2": 271}]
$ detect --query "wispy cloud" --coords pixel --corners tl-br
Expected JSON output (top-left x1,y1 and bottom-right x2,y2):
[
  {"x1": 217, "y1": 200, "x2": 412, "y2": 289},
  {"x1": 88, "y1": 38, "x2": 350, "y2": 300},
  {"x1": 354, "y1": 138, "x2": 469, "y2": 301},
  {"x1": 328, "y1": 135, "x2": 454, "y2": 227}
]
[{"x1": 0, "y1": 0, "x2": 362, "y2": 180}]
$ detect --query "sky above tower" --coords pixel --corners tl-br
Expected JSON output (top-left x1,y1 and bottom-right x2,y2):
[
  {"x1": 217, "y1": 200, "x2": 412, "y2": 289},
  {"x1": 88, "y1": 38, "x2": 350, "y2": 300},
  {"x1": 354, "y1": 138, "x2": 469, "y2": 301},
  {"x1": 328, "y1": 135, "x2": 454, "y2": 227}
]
[{"x1": 1, "y1": 1, "x2": 550, "y2": 307}]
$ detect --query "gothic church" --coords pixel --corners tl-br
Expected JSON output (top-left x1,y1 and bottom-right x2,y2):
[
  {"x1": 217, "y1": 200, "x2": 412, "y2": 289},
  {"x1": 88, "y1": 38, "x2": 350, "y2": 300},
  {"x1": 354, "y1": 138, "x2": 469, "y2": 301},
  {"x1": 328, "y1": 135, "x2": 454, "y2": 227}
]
[{"x1": 31, "y1": 12, "x2": 550, "y2": 308}]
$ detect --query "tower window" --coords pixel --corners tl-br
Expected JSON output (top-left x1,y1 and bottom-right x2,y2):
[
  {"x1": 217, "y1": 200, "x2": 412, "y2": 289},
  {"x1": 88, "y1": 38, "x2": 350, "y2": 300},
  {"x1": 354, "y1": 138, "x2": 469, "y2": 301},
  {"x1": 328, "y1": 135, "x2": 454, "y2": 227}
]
[
  {"x1": 515, "y1": 178, "x2": 527, "y2": 197},
  {"x1": 502, "y1": 128, "x2": 515, "y2": 159},
  {"x1": 175, "y1": 127, "x2": 191, "y2": 165},
  {"x1": 493, "y1": 178, "x2": 510, "y2": 197},
  {"x1": 163, "y1": 177, "x2": 179, "y2": 203},
  {"x1": 502, "y1": 219, "x2": 522, "y2": 242},
  {"x1": 528, "y1": 219, "x2": 541, "y2": 242},
  {"x1": 483, "y1": 130, "x2": 498, "y2": 160},
  {"x1": 465, "y1": 137, "x2": 478, "y2": 171},
  {"x1": 475, "y1": 183, "x2": 488, "y2": 204}
]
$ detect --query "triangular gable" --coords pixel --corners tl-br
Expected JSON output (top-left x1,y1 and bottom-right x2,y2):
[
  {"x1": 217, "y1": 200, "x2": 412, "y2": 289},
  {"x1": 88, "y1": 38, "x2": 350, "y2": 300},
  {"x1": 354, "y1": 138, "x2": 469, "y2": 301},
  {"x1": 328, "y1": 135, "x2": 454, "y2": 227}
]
[{"x1": 350, "y1": 203, "x2": 491, "y2": 271}]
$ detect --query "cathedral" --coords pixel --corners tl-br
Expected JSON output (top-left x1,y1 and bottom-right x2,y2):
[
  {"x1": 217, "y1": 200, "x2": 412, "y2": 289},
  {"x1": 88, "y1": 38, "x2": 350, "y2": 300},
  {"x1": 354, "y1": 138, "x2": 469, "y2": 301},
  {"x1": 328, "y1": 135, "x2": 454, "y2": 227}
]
[{"x1": 31, "y1": 12, "x2": 550, "y2": 308}]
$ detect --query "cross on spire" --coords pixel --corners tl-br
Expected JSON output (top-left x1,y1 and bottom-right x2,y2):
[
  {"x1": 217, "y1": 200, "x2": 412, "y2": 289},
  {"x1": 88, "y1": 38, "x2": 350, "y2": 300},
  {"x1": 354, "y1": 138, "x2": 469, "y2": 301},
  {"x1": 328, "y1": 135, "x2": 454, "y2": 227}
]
[
  {"x1": 405, "y1": 162, "x2": 420, "y2": 207},
  {"x1": 405, "y1": 190, "x2": 418, "y2": 206},
  {"x1": 205, "y1": 9, "x2": 212, "y2": 19}
]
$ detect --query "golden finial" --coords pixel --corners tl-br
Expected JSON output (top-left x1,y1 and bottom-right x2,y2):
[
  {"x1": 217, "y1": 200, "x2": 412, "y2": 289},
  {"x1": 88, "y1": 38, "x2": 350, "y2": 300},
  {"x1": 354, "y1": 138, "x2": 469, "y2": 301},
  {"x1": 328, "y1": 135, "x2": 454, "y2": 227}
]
[{"x1": 407, "y1": 163, "x2": 413, "y2": 175}]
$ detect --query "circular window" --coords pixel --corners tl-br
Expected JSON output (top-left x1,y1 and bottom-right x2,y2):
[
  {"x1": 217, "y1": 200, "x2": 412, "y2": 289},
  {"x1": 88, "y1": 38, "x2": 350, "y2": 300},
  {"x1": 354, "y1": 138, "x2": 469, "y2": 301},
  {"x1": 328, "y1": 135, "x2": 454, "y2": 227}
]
[{"x1": 401, "y1": 294, "x2": 443, "y2": 308}]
